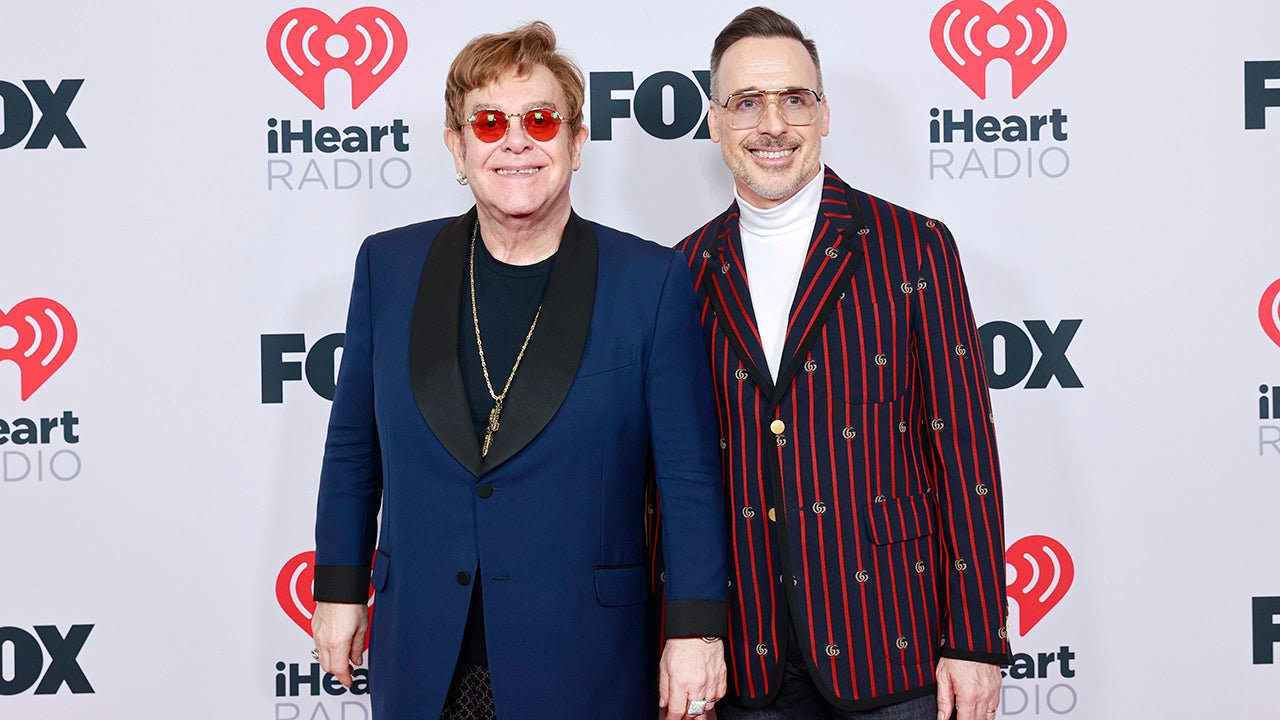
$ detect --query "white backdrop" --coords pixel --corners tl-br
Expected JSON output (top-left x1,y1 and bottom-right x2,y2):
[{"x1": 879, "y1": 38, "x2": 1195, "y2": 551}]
[{"x1": 2, "y1": 1, "x2": 1278, "y2": 717}]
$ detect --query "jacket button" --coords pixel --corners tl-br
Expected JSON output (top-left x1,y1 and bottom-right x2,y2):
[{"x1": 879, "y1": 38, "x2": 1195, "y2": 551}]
[
  {"x1": 768, "y1": 507, "x2": 777, "y2": 523},
  {"x1": 477, "y1": 484, "x2": 493, "y2": 499},
  {"x1": 770, "y1": 420, "x2": 786, "y2": 435},
  {"x1": 457, "y1": 571, "x2": 471, "y2": 586}
]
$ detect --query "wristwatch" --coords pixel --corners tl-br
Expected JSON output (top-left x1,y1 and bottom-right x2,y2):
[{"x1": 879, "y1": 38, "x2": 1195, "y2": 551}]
[{"x1": 702, "y1": 636, "x2": 721, "y2": 644}]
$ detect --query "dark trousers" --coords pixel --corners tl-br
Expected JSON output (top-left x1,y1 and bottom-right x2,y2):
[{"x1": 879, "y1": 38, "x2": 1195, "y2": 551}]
[
  {"x1": 716, "y1": 663, "x2": 936, "y2": 720},
  {"x1": 440, "y1": 664, "x2": 496, "y2": 720}
]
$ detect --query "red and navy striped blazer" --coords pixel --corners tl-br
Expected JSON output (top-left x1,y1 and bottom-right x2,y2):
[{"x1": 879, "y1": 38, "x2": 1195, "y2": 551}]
[{"x1": 661, "y1": 167, "x2": 1010, "y2": 710}]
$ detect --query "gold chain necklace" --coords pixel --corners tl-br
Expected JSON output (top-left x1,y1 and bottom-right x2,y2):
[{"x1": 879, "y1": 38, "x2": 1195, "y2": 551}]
[{"x1": 469, "y1": 222, "x2": 542, "y2": 458}]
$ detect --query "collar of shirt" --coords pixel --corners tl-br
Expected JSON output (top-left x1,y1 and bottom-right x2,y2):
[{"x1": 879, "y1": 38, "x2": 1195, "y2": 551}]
[{"x1": 735, "y1": 168, "x2": 825, "y2": 238}]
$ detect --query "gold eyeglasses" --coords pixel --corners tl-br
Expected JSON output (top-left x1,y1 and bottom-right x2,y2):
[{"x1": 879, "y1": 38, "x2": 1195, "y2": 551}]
[{"x1": 715, "y1": 88, "x2": 823, "y2": 130}]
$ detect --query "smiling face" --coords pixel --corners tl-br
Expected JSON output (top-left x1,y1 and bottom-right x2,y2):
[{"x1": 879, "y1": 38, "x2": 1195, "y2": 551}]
[
  {"x1": 444, "y1": 64, "x2": 588, "y2": 229},
  {"x1": 709, "y1": 36, "x2": 829, "y2": 209}
]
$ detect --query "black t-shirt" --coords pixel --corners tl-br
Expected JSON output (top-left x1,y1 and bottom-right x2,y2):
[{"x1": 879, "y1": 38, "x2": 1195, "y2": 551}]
[{"x1": 455, "y1": 232, "x2": 555, "y2": 667}]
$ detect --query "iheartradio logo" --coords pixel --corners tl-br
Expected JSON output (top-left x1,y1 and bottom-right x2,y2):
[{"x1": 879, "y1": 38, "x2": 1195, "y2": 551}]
[
  {"x1": 1006, "y1": 535, "x2": 1074, "y2": 636},
  {"x1": 267, "y1": 7, "x2": 408, "y2": 110},
  {"x1": 0, "y1": 298, "x2": 77, "y2": 401},
  {"x1": 276, "y1": 551, "x2": 374, "y2": 648},
  {"x1": 1260, "y1": 278, "x2": 1280, "y2": 350},
  {"x1": 930, "y1": 0, "x2": 1067, "y2": 99}
]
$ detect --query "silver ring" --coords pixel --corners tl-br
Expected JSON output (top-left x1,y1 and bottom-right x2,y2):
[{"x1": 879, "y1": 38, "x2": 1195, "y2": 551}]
[
  {"x1": 311, "y1": 648, "x2": 319, "y2": 660},
  {"x1": 687, "y1": 699, "x2": 707, "y2": 716}
]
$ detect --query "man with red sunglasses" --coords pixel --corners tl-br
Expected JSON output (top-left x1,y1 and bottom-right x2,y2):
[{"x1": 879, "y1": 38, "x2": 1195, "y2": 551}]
[
  {"x1": 311, "y1": 20, "x2": 728, "y2": 720},
  {"x1": 655, "y1": 6, "x2": 1012, "y2": 720}
]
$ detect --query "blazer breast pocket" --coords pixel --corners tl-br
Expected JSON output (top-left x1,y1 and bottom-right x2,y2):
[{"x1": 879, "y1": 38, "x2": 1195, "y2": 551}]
[
  {"x1": 575, "y1": 342, "x2": 639, "y2": 379},
  {"x1": 830, "y1": 297, "x2": 911, "y2": 405}
]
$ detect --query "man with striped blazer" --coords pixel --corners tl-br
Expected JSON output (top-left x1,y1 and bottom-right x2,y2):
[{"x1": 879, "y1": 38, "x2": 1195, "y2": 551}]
[{"x1": 666, "y1": 7, "x2": 1011, "y2": 719}]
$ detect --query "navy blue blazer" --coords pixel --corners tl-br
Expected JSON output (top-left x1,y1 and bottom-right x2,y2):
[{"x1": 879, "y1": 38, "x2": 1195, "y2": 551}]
[{"x1": 313, "y1": 210, "x2": 728, "y2": 719}]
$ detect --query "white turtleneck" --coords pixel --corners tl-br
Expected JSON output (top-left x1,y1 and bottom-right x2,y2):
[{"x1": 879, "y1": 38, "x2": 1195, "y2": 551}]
[{"x1": 738, "y1": 170, "x2": 825, "y2": 380}]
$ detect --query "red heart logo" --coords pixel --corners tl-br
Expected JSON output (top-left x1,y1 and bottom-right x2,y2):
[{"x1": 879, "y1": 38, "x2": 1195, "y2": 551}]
[
  {"x1": 930, "y1": 0, "x2": 1067, "y2": 99},
  {"x1": 0, "y1": 298, "x2": 78, "y2": 401},
  {"x1": 1006, "y1": 535, "x2": 1074, "y2": 636},
  {"x1": 276, "y1": 550, "x2": 374, "y2": 649},
  {"x1": 266, "y1": 7, "x2": 408, "y2": 110},
  {"x1": 1260, "y1": 279, "x2": 1280, "y2": 350}
]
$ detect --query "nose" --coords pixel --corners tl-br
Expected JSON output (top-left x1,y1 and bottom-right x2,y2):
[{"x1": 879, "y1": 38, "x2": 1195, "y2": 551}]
[
  {"x1": 499, "y1": 115, "x2": 533, "y2": 151},
  {"x1": 755, "y1": 98, "x2": 789, "y2": 137}
]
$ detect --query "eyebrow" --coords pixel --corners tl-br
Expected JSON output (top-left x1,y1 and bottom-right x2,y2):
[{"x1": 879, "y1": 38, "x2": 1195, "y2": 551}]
[
  {"x1": 469, "y1": 100, "x2": 560, "y2": 115},
  {"x1": 726, "y1": 86, "x2": 808, "y2": 95}
]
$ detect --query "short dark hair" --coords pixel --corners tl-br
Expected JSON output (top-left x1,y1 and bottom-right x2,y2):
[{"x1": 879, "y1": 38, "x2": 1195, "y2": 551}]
[{"x1": 710, "y1": 6, "x2": 822, "y2": 99}]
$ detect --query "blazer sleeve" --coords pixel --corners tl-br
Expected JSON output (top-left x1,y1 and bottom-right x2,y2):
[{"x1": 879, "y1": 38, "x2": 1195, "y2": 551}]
[
  {"x1": 646, "y1": 250, "x2": 729, "y2": 638},
  {"x1": 313, "y1": 238, "x2": 384, "y2": 603},
  {"x1": 911, "y1": 221, "x2": 1012, "y2": 664}
]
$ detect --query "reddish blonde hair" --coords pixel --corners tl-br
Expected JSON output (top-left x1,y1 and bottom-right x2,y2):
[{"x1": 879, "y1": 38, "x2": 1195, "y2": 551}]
[{"x1": 445, "y1": 21, "x2": 585, "y2": 137}]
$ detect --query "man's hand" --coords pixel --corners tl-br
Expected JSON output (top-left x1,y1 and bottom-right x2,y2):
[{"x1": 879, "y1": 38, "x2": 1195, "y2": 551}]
[
  {"x1": 936, "y1": 657, "x2": 1001, "y2": 720},
  {"x1": 312, "y1": 601, "x2": 368, "y2": 688},
  {"x1": 658, "y1": 638, "x2": 727, "y2": 720}
]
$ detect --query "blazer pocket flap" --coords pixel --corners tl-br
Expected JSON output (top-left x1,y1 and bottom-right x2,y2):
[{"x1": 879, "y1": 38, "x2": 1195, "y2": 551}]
[
  {"x1": 575, "y1": 343, "x2": 639, "y2": 378},
  {"x1": 865, "y1": 491, "x2": 937, "y2": 545},
  {"x1": 370, "y1": 550, "x2": 391, "y2": 592},
  {"x1": 593, "y1": 564, "x2": 648, "y2": 607}
]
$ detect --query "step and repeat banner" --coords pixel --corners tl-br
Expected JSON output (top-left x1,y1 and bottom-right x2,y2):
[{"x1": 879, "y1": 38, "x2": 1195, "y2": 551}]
[{"x1": 2, "y1": 1, "x2": 1277, "y2": 717}]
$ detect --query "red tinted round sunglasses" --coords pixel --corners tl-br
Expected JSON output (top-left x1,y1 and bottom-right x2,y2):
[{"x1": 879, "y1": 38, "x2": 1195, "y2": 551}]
[{"x1": 467, "y1": 108, "x2": 563, "y2": 143}]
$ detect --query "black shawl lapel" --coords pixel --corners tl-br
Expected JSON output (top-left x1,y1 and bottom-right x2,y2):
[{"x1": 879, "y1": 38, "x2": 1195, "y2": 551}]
[
  {"x1": 478, "y1": 210, "x2": 597, "y2": 474},
  {"x1": 771, "y1": 169, "x2": 866, "y2": 404},
  {"x1": 410, "y1": 209, "x2": 483, "y2": 476},
  {"x1": 701, "y1": 206, "x2": 775, "y2": 396}
]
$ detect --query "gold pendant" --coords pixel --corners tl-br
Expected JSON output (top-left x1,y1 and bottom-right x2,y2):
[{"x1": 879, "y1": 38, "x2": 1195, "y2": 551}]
[{"x1": 481, "y1": 401, "x2": 502, "y2": 458}]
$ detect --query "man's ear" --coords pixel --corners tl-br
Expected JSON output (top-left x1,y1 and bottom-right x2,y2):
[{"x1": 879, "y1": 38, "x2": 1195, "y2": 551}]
[
  {"x1": 444, "y1": 127, "x2": 466, "y2": 173},
  {"x1": 570, "y1": 124, "x2": 589, "y2": 171}
]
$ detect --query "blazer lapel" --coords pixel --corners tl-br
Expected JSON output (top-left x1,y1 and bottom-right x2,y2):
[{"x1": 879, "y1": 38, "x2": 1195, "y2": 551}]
[
  {"x1": 478, "y1": 210, "x2": 597, "y2": 474},
  {"x1": 699, "y1": 205, "x2": 775, "y2": 395},
  {"x1": 410, "y1": 209, "x2": 483, "y2": 476},
  {"x1": 771, "y1": 170, "x2": 866, "y2": 403}
]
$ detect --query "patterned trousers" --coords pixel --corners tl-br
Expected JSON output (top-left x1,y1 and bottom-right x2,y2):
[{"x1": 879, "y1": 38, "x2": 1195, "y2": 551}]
[{"x1": 440, "y1": 664, "x2": 496, "y2": 720}]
